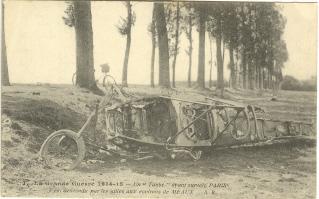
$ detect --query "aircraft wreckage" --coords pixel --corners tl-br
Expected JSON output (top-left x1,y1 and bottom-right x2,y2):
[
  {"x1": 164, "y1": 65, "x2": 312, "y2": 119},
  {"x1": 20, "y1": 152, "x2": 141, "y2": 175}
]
[{"x1": 39, "y1": 75, "x2": 314, "y2": 170}]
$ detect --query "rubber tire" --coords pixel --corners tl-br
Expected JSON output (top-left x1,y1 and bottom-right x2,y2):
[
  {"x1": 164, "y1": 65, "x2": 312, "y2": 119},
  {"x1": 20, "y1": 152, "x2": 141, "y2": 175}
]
[{"x1": 39, "y1": 129, "x2": 86, "y2": 170}]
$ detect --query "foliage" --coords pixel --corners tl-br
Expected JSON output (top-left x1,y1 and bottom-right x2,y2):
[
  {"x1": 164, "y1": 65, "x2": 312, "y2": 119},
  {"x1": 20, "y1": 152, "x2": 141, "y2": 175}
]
[
  {"x1": 164, "y1": 2, "x2": 183, "y2": 58},
  {"x1": 62, "y1": 2, "x2": 75, "y2": 27},
  {"x1": 281, "y1": 75, "x2": 301, "y2": 90},
  {"x1": 147, "y1": 9, "x2": 157, "y2": 46},
  {"x1": 116, "y1": 2, "x2": 136, "y2": 36},
  {"x1": 60, "y1": 1, "x2": 291, "y2": 91},
  {"x1": 222, "y1": 3, "x2": 240, "y2": 49},
  {"x1": 301, "y1": 79, "x2": 317, "y2": 91},
  {"x1": 281, "y1": 76, "x2": 316, "y2": 91}
]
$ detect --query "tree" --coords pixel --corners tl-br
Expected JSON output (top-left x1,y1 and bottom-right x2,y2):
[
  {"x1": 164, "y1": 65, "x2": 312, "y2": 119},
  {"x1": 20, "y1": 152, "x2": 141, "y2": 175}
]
[
  {"x1": 1, "y1": 2, "x2": 10, "y2": 86},
  {"x1": 247, "y1": 4, "x2": 257, "y2": 90},
  {"x1": 215, "y1": 10, "x2": 224, "y2": 95},
  {"x1": 255, "y1": 3, "x2": 287, "y2": 91},
  {"x1": 271, "y1": 6, "x2": 287, "y2": 91},
  {"x1": 272, "y1": 39, "x2": 288, "y2": 93},
  {"x1": 171, "y1": 2, "x2": 181, "y2": 88},
  {"x1": 154, "y1": 2, "x2": 170, "y2": 88},
  {"x1": 182, "y1": 3, "x2": 195, "y2": 87},
  {"x1": 237, "y1": 3, "x2": 259, "y2": 90},
  {"x1": 208, "y1": 34, "x2": 214, "y2": 88},
  {"x1": 237, "y1": 3, "x2": 250, "y2": 89},
  {"x1": 223, "y1": 3, "x2": 240, "y2": 89},
  {"x1": 117, "y1": 1, "x2": 135, "y2": 87},
  {"x1": 281, "y1": 75, "x2": 301, "y2": 91},
  {"x1": 250, "y1": 4, "x2": 277, "y2": 91},
  {"x1": 165, "y1": 2, "x2": 185, "y2": 88},
  {"x1": 254, "y1": 3, "x2": 269, "y2": 90},
  {"x1": 195, "y1": 3, "x2": 207, "y2": 89},
  {"x1": 148, "y1": 5, "x2": 157, "y2": 88},
  {"x1": 241, "y1": 3, "x2": 257, "y2": 90},
  {"x1": 63, "y1": 2, "x2": 100, "y2": 93},
  {"x1": 206, "y1": 3, "x2": 225, "y2": 95},
  {"x1": 235, "y1": 2, "x2": 288, "y2": 91},
  {"x1": 253, "y1": 3, "x2": 275, "y2": 90}
]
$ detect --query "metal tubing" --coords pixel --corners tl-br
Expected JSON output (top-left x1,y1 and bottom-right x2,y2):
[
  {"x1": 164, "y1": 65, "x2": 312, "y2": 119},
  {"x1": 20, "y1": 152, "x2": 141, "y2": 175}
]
[
  {"x1": 77, "y1": 112, "x2": 95, "y2": 138},
  {"x1": 160, "y1": 95, "x2": 242, "y2": 109},
  {"x1": 167, "y1": 106, "x2": 215, "y2": 143}
]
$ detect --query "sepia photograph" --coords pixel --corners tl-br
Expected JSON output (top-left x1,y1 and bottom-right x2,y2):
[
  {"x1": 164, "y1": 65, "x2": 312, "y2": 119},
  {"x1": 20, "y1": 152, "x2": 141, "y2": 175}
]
[{"x1": 1, "y1": 0, "x2": 317, "y2": 198}]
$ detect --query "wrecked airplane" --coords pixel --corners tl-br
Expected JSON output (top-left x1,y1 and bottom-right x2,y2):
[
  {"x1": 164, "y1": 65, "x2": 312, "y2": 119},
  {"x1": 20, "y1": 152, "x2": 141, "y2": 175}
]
[{"x1": 39, "y1": 75, "x2": 314, "y2": 170}]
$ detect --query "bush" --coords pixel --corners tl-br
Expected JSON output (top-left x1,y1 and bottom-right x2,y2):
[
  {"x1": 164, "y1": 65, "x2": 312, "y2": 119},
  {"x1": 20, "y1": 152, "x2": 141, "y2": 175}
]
[
  {"x1": 301, "y1": 78, "x2": 317, "y2": 91},
  {"x1": 281, "y1": 76, "x2": 301, "y2": 90},
  {"x1": 281, "y1": 75, "x2": 316, "y2": 91}
]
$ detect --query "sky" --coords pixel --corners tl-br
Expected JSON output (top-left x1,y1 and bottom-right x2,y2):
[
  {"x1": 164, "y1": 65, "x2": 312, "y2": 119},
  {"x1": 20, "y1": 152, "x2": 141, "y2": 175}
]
[{"x1": 3, "y1": 1, "x2": 317, "y2": 85}]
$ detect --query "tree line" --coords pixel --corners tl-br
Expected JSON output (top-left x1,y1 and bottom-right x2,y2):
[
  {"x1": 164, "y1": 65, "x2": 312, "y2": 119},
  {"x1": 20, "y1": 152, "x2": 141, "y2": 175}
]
[
  {"x1": 152, "y1": 2, "x2": 288, "y2": 94},
  {"x1": 2, "y1": 1, "x2": 289, "y2": 97},
  {"x1": 281, "y1": 75, "x2": 316, "y2": 91}
]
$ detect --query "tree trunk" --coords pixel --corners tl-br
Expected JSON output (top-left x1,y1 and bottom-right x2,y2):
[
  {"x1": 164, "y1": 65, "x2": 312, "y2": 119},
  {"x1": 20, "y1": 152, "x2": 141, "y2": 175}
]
[
  {"x1": 221, "y1": 38, "x2": 225, "y2": 88},
  {"x1": 222, "y1": 38, "x2": 225, "y2": 71},
  {"x1": 252, "y1": 59, "x2": 258, "y2": 89},
  {"x1": 74, "y1": 1, "x2": 97, "y2": 91},
  {"x1": 150, "y1": 5, "x2": 156, "y2": 88},
  {"x1": 1, "y1": 2, "x2": 9, "y2": 86},
  {"x1": 235, "y1": 48, "x2": 241, "y2": 88},
  {"x1": 242, "y1": 49, "x2": 247, "y2": 89},
  {"x1": 265, "y1": 68, "x2": 268, "y2": 89},
  {"x1": 171, "y1": 2, "x2": 180, "y2": 88},
  {"x1": 256, "y1": 60, "x2": 260, "y2": 89},
  {"x1": 187, "y1": 15, "x2": 193, "y2": 88},
  {"x1": 255, "y1": 63, "x2": 259, "y2": 89},
  {"x1": 268, "y1": 65, "x2": 272, "y2": 89},
  {"x1": 150, "y1": 43, "x2": 155, "y2": 87},
  {"x1": 209, "y1": 35, "x2": 213, "y2": 88},
  {"x1": 229, "y1": 43, "x2": 236, "y2": 89},
  {"x1": 122, "y1": 33, "x2": 131, "y2": 87},
  {"x1": 216, "y1": 34, "x2": 223, "y2": 90},
  {"x1": 197, "y1": 10, "x2": 206, "y2": 88},
  {"x1": 235, "y1": 59, "x2": 238, "y2": 88},
  {"x1": 122, "y1": 2, "x2": 132, "y2": 87},
  {"x1": 248, "y1": 59, "x2": 254, "y2": 90},
  {"x1": 155, "y1": 2, "x2": 170, "y2": 88},
  {"x1": 260, "y1": 67, "x2": 264, "y2": 90},
  {"x1": 216, "y1": 18, "x2": 223, "y2": 96}
]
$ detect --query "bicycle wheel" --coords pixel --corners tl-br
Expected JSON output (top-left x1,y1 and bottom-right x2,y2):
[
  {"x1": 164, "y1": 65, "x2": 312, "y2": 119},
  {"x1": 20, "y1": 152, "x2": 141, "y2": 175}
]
[{"x1": 39, "y1": 129, "x2": 86, "y2": 170}]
